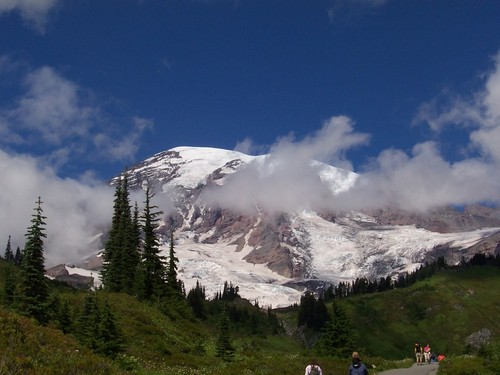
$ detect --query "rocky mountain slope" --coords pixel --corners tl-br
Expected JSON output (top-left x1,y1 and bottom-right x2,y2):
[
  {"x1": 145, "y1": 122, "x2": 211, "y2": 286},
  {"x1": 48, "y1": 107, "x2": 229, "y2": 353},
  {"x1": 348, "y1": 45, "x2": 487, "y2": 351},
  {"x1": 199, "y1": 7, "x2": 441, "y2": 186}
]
[{"x1": 73, "y1": 146, "x2": 500, "y2": 307}]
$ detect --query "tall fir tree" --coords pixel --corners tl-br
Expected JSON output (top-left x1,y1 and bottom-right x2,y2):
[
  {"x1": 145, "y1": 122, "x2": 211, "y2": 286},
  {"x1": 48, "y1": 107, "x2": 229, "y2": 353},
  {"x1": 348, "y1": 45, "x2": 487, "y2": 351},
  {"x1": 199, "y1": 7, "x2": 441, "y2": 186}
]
[
  {"x1": 166, "y1": 231, "x2": 183, "y2": 299},
  {"x1": 77, "y1": 291, "x2": 101, "y2": 349},
  {"x1": 314, "y1": 296, "x2": 329, "y2": 331},
  {"x1": 101, "y1": 177, "x2": 124, "y2": 291},
  {"x1": 314, "y1": 301, "x2": 354, "y2": 357},
  {"x1": 96, "y1": 300, "x2": 124, "y2": 357},
  {"x1": 3, "y1": 262, "x2": 16, "y2": 306},
  {"x1": 215, "y1": 306, "x2": 235, "y2": 361},
  {"x1": 297, "y1": 291, "x2": 316, "y2": 328},
  {"x1": 137, "y1": 185, "x2": 166, "y2": 300},
  {"x1": 187, "y1": 280, "x2": 206, "y2": 319},
  {"x1": 14, "y1": 246, "x2": 22, "y2": 266},
  {"x1": 101, "y1": 173, "x2": 140, "y2": 294},
  {"x1": 119, "y1": 175, "x2": 139, "y2": 294},
  {"x1": 131, "y1": 201, "x2": 142, "y2": 292},
  {"x1": 17, "y1": 197, "x2": 49, "y2": 323},
  {"x1": 4, "y1": 235, "x2": 13, "y2": 262}
]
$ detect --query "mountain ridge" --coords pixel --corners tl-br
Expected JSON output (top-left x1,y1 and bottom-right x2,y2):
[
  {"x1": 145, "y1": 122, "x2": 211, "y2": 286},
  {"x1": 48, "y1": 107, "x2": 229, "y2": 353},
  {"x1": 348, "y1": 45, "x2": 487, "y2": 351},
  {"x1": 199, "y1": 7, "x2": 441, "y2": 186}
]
[{"x1": 69, "y1": 146, "x2": 500, "y2": 307}]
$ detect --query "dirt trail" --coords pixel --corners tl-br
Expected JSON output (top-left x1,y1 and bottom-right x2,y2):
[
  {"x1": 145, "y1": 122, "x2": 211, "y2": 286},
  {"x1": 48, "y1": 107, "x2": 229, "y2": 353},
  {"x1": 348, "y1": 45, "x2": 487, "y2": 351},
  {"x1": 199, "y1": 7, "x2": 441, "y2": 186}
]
[{"x1": 377, "y1": 363, "x2": 439, "y2": 375}]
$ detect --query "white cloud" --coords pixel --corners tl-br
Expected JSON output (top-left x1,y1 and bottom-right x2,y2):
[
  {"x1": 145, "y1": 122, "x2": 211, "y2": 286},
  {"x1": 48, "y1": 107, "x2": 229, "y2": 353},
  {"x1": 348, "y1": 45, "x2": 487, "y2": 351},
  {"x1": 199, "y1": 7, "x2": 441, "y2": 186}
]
[
  {"x1": 335, "y1": 142, "x2": 500, "y2": 212},
  {"x1": 5, "y1": 66, "x2": 94, "y2": 145},
  {"x1": 0, "y1": 149, "x2": 114, "y2": 266},
  {"x1": 269, "y1": 115, "x2": 370, "y2": 170},
  {"x1": 414, "y1": 50, "x2": 500, "y2": 162},
  {"x1": 484, "y1": 52, "x2": 500, "y2": 120},
  {"x1": 0, "y1": 63, "x2": 152, "y2": 170},
  {"x1": 0, "y1": 0, "x2": 59, "y2": 33},
  {"x1": 334, "y1": 50, "x2": 500, "y2": 212},
  {"x1": 204, "y1": 116, "x2": 369, "y2": 214}
]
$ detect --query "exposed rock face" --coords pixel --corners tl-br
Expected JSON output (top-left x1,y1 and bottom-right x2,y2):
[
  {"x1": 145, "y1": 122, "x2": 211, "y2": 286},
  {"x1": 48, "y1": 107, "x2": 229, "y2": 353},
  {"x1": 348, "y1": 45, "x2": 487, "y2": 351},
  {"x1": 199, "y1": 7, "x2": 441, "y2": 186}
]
[
  {"x1": 364, "y1": 206, "x2": 500, "y2": 233},
  {"x1": 465, "y1": 328, "x2": 491, "y2": 351},
  {"x1": 45, "y1": 264, "x2": 94, "y2": 289}
]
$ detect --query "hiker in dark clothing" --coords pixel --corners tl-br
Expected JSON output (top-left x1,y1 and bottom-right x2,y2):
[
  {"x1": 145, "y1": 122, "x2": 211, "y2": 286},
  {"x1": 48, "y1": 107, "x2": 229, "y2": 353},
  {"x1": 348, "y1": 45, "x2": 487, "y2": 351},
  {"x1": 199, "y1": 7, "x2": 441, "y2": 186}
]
[{"x1": 348, "y1": 352, "x2": 368, "y2": 375}]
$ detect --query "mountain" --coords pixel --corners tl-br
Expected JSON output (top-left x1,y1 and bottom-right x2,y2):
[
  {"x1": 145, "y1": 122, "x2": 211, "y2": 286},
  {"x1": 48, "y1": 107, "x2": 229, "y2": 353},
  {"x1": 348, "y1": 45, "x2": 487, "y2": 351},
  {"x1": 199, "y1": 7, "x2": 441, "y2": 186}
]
[{"x1": 76, "y1": 146, "x2": 500, "y2": 307}]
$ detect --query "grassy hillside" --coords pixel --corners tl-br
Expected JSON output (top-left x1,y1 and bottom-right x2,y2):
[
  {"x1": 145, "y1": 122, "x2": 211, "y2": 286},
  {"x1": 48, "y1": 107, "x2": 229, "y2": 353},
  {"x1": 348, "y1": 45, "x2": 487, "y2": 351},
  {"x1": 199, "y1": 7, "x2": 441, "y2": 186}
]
[
  {"x1": 1, "y1": 259, "x2": 499, "y2": 374},
  {"x1": 0, "y1": 307, "x2": 125, "y2": 374},
  {"x1": 342, "y1": 266, "x2": 500, "y2": 359}
]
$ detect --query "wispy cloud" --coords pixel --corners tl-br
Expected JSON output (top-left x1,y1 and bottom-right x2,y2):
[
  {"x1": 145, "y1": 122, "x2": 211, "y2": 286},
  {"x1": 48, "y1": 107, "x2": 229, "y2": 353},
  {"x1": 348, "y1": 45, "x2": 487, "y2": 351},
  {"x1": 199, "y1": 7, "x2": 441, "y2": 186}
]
[
  {"x1": 0, "y1": 62, "x2": 152, "y2": 173},
  {"x1": 0, "y1": 0, "x2": 59, "y2": 33},
  {"x1": 93, "y1": 116, "x2": 153, "y2": 161}
]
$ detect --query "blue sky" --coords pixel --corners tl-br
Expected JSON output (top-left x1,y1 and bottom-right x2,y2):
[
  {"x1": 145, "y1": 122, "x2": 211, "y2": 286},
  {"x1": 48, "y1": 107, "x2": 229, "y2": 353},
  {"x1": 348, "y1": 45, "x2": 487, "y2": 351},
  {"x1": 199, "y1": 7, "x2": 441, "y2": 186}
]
[
  {"x1": 2, "y1": 1, "x2": 500, "y2": 263},
  {"x1": 1, "y1": 0, "x2": 500, "y2": 180}
]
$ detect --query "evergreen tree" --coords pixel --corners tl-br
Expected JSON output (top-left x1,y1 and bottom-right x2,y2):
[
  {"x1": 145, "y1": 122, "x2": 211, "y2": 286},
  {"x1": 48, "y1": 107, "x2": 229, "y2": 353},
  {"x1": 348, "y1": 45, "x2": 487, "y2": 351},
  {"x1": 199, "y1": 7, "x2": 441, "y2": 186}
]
[
  {"x1": 131, "y1": 201, "x2": 142, "y2": 291},
  {"x1": 96, "y1": 300, "x2": 123, "y2": 357},
  {"x1": 4, "y1": 235, "x2": 13, "y2": 262},
  {"x1": 297, "y1": 291, "x2": 316, "y2": 328},
  {"x1": 166, "y1": 231, "x2": 182, "y2": 299},
  {"x1": 101, "y1": 174, "x2": 140, "y2": 294},
  {"x1": 215, "y1": 306, "x2": 235, "y2": 361},
  {"x1": 3, "y1": 263, "x2": 16, "y2": 306},
  {"x1": 77, "y1": 292, "x2": 101, "y2": 349},
  {"x1": 57, "y1": 299, "x2": 73, "y2": 334},
  {"x1": 187, "y1": 280, "x2": 206, "y2": 319},
  {"x1": 314, "y1": 296, "x2": 329, "y2": 331},
  {"x1": 137, "y1": 185, "x2": 166, "y2": 300},
  {"x1": 45, "y1": 294, "x2": 72, "y2": 334},
  {"x1": 101, "y1": 177, "x2": 125, "y2": 291},
  {"x1": 14, "y1": 246, "x2": 22, "y2": 266},
  {"x1": 315, "y1": 301, "x2": 354, "y2": 357},
  {"x1": 17, "y1": 197, "x2": 49, "y2": 323},
  {"x1": 120, "y1": 176, "x2": 140, "y2": 294}
]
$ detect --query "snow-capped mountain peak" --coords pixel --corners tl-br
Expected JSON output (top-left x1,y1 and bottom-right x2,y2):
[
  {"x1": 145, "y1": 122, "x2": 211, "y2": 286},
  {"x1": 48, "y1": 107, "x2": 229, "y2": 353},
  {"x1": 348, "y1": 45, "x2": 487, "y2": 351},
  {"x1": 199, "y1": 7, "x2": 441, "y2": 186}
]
[{"x1": 98, "y1": 146, "x2": 500, "y2": 307}]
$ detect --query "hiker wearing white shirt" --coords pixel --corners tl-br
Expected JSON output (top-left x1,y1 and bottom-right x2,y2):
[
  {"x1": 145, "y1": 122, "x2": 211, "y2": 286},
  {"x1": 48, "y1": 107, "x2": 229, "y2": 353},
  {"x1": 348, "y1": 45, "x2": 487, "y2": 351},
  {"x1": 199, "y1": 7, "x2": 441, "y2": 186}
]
[{"x1": 305, "y1": 359, "x2": 323, "y2": 375}]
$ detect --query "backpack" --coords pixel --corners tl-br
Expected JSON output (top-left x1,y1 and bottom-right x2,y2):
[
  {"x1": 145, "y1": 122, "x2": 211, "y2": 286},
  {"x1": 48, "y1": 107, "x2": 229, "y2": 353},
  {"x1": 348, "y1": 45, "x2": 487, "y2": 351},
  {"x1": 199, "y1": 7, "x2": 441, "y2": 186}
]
[
  {"x1": 350, "y1": 363, "x2": 367, "y2": 375},
  {"x1": 310, "y1": 365, "x2": 320, "y2": 375}
]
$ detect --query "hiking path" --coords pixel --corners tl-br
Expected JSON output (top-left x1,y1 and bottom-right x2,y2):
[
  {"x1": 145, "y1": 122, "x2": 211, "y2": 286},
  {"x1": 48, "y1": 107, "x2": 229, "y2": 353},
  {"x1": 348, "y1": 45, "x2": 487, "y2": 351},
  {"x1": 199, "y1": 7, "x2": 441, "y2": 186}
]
[{"x1": 377, "y1": 362, "x2": 438, "y2": 375}]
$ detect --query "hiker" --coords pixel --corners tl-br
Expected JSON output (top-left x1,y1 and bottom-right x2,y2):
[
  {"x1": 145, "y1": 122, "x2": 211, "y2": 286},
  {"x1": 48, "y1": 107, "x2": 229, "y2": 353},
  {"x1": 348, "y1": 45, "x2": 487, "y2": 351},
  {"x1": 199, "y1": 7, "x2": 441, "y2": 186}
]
[
  {"x1": 305, "y1": 359, "x2": 323, "y2": 375},
  {"x1": 414, "y1": 342, "x2": 423, "y2": 365},
  {"x1": 348, "y1": 351, "x2": 369, "y2": 375},
  {"x1": 430, "y1": 352, "x2": 437, "y2": 363},
  {"x1": 423, "y1": 344, "x2": 431, "y2": 364}
]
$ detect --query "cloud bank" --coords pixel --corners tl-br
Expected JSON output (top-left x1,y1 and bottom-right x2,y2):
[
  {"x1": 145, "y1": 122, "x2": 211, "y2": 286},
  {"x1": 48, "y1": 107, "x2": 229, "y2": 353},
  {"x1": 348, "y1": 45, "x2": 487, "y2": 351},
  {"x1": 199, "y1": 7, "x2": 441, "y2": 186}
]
[{"x1": 0, "y1": 150, "x2": 113, "y2": 267}]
